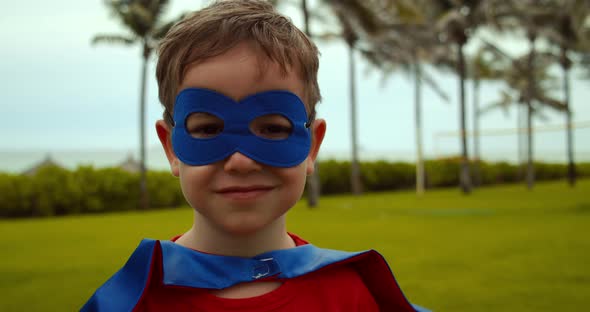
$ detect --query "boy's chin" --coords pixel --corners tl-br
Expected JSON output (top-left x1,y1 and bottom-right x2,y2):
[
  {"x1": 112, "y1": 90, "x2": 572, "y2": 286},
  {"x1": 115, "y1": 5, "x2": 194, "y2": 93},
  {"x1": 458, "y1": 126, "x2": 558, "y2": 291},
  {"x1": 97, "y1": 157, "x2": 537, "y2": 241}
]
[
  {"x1": 222, "y1": 210, "x2": 290, "y2": 236},
  {"x1": 217, "y1": 217, "x2": 278, "y2": 236}
]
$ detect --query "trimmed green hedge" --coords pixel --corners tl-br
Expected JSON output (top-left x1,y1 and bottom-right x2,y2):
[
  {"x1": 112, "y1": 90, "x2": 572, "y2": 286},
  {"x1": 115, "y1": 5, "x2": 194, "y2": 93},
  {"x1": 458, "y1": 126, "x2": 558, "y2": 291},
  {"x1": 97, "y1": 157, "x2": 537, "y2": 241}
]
[
  {"x1": 0, "y1": 160, "x2": 588, "y2": 218},
  {"x1": 0, "y1": 166, "x2": 185, "y2": 218},
  {"x1": 315, "y1": 158, "x2": 590, "y2": 194}
]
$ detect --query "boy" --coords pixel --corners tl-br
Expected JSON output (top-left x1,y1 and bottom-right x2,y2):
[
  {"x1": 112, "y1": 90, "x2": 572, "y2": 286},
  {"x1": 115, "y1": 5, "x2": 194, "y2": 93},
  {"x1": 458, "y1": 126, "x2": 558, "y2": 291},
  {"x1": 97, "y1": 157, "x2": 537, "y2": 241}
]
[{"x1": 82, "y1": 1, "x2": 429, "y2": 311}]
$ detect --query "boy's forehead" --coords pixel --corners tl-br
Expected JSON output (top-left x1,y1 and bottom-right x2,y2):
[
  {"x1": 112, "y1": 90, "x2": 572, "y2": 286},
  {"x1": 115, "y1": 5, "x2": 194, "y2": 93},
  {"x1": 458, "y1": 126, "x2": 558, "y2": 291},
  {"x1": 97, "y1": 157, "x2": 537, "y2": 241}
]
[{"x1": 178, "y1": 41, "x2": 307, "y2": 108}]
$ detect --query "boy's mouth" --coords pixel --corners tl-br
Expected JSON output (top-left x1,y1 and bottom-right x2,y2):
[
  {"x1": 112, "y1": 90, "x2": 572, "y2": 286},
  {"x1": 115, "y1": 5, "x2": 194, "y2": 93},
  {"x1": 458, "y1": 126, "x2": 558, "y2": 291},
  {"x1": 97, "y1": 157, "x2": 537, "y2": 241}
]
[{"x1": 215, "y1": 185, "x2": 275, "y2": 200}]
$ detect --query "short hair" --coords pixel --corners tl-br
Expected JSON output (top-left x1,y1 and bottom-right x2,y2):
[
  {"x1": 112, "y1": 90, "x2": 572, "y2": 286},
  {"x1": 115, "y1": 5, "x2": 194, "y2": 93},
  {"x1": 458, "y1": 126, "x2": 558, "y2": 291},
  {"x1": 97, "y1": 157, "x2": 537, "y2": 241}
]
[{"x1": 156, "y1": 0, "x2": 321, "y2": 125}]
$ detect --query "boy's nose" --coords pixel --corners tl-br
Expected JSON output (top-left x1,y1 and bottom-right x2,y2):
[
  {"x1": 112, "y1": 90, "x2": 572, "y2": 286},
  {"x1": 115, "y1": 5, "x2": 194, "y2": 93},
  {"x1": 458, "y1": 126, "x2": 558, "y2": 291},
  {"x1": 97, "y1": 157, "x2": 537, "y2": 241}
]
[{"x1": 223, "y1": 152, "x2": 263, "y2": 173}]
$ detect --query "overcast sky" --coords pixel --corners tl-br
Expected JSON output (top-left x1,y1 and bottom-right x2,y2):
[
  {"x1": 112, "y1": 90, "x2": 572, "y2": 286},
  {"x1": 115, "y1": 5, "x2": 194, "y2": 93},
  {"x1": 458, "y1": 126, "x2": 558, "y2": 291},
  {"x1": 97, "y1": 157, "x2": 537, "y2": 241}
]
[{"x1": 1, "y1": 0, "x2": 589, "y2": 171}]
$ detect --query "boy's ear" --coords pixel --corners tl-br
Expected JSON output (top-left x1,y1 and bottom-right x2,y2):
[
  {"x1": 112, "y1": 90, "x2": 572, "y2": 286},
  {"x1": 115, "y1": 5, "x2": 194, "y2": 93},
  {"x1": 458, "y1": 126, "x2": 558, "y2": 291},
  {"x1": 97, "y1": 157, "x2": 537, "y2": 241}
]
[
  {"x1": 155, "y1": 120, "x2": 180, "y2": 177},
  {"x1": 306, "y1": 118, "x2": 326, "y2": 176}
]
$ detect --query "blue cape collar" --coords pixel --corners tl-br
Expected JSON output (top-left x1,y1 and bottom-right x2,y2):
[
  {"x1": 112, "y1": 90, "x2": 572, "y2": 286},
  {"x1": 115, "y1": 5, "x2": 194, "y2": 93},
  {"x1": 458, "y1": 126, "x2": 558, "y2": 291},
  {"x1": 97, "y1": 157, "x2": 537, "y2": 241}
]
[
  {"x1": 159, "y1": 239, "x2": 363, "y2": 289},
  {"x1": 81, "y1": 239, "x2": 428, "y2": 312}
]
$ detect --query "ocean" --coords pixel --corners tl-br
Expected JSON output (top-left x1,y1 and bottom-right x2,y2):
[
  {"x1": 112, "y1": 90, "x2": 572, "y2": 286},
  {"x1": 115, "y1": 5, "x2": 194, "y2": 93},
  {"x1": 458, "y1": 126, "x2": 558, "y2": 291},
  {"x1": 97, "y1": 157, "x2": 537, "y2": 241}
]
[{"x1": 1, "y1": 147, "x2": 588, "y2": 174}]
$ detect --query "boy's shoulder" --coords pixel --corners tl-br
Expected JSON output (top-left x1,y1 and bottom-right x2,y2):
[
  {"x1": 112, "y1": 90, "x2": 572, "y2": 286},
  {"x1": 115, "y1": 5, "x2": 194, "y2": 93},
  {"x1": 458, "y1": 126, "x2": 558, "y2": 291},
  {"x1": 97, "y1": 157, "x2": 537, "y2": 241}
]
[{"x1": 81, "y1": 237, "x2": 425, "y2": 312}]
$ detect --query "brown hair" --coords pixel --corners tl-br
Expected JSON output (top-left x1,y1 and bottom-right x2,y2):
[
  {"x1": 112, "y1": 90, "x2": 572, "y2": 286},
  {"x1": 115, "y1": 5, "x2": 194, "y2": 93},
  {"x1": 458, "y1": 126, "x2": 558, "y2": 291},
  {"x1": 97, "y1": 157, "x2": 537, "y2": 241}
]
[{"x1": 156, "y1": 0, "x2": 321, "y2": 125}]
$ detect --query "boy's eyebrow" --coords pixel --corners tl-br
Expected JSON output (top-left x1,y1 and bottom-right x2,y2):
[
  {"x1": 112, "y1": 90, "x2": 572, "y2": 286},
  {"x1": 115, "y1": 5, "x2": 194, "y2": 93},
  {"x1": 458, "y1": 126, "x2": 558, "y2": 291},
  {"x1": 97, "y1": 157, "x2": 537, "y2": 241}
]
[
  {"x1": 167, "y1": 88, "x2": 314, "y2": 128},
  {"x1": 166, "y1": 108, "x2": 314, "y2": 128}
]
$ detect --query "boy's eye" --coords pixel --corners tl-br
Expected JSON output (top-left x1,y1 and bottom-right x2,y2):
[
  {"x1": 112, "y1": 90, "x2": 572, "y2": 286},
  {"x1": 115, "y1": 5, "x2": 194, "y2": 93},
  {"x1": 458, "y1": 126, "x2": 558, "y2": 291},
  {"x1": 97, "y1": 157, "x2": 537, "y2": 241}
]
[
  {"x1": 186, "y1": 113, "x2": 224, "y2": 138},
  {"x1": 250, "y1": 114, "x2": 293, "y2": 140}
]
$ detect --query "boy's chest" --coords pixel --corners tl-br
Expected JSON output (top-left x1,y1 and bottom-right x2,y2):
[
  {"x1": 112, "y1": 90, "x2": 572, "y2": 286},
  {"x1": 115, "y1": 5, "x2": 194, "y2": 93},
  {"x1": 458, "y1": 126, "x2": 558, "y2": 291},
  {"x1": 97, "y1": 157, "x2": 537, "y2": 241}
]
[
  {"x1": 208, "y1": 280, "x2": 283, "y2": 299},
  {"x1": 135, "y1": 262, "x2": 379, "y2": 312}
]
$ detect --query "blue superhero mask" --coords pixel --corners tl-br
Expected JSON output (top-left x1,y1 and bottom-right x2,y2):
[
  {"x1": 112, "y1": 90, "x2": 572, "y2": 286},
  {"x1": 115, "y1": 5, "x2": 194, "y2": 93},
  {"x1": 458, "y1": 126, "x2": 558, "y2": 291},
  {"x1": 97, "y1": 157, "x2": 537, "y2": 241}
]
[{"x1": 171, "y1": 88, "x2": 312, "y2": 168}]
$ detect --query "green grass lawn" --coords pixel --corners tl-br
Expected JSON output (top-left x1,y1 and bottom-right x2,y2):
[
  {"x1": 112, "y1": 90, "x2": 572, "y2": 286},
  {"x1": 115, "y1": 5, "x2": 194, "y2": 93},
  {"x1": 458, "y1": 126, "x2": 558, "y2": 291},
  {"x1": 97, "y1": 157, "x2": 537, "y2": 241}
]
[{"x1": 1, "y1": 179, "x2": 589, "y2": 311}]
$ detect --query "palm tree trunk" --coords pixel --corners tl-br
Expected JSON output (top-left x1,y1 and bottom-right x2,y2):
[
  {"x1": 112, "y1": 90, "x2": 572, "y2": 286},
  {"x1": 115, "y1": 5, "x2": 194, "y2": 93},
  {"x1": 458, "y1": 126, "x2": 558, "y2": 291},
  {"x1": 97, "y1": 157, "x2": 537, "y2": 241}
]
[
  {"x1": 525, "y1": 34, "x2": 536, "y2": 190},
  {"x1": 348, "y1": 43, "x2": 362, "y2": 195},
  {"x1": 301, "y1": 0, "x2": 311, "y2": 36},
  {"x1": 526, "y1": 100, "x2": 534, "y2": 189},
  {"x1": 139, "y1": 43, "x2": 150, "y2": 210},
  {"x1": 472, "y1": 78, "x2": 481, "y2": 187},
  {"x1": 458, "y1": 42, "x2": 471, "y2": 194},
  {"x1": 414, "y1": 62, "x2": 425, "y2": 195},
  {"x1": 517, "y1": 104, "x2": 525, "y2": 181},
  {"x1": 306, "y1": 162, "x2": 320, "y2": 206},
  {"x1": 562, "y1": 47, "x2": 576, "y2": 187},
  {"x1": 301, "y1": 0, "x2": 320, "y2": 207}
]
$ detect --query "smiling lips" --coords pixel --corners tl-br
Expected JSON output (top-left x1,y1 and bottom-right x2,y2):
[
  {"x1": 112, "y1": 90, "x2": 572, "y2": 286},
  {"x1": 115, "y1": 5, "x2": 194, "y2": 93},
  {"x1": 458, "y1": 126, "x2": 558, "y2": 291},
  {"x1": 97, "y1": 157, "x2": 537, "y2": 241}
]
[{"x1": 216, "y1": 185, "x2": 275, "y2": 200}]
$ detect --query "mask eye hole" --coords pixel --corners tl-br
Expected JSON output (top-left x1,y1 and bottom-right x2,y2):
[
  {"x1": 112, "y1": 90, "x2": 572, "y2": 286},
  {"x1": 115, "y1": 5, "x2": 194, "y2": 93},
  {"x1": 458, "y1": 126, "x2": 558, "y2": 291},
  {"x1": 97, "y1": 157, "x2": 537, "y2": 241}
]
[
  {"x1": 250, "y1": 114, "x2": 293, "y2": 140},
  {"x1": 185, "y1": 112, "x2": 224, "y2": 139}
]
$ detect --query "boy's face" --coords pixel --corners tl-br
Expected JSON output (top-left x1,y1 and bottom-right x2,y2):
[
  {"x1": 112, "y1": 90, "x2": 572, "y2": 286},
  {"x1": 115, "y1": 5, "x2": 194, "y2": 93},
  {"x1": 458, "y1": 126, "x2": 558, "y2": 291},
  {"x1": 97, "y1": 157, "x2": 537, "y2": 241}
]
[{"x1": 156, "y1": 41, "x2": 325, "y2": 235}]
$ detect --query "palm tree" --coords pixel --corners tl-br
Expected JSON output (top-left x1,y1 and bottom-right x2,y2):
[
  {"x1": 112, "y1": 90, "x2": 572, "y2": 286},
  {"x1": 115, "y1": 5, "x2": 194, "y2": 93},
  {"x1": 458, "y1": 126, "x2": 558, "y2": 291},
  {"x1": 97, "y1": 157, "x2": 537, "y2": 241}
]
[
  {"x1": 468, "y1": 47, "x2": 504, "y2": 186},
  {"x1": 270, "y1": 0, "x2": 311, "y2": 35},
  {"x1": 491, "y1": 0, "x2": 563, "y2": 189},
  {"x1": 480, "y1": 43, "x2": 567, "y2": 176},
  {"x1": 301, "y1": 0, "x2": 311, "y2": 36},
  {"x1": 324, "y1": 0, "x2": 385, "y2": 195},
  {"x1": 299, "y1": 0, "x2": 321, "y2": 206},
  {"x1": 580, "y1": 53, "x2": 590, "y2": 78},
  {"x1": 543, "y1": 0, "x2": 590, "y2": 186},
  {"x1": 323, "y1": 0, "x2": 450, "y2": 197},
  {"x1": 93, "y1": 0, "x2": 178, "y2": 209},
  {"x1": 425, "y1": 0, "x2": 497, "y2": 194},
  {"x1": 430, "y1": 0, "x2": 540, "y2": 192},
  {"x1": 357, "y1": 1, "x2": 452, "y2": 194},
  {"x1": 334, "y1": 7, "x2": 363, "y2": 195}
]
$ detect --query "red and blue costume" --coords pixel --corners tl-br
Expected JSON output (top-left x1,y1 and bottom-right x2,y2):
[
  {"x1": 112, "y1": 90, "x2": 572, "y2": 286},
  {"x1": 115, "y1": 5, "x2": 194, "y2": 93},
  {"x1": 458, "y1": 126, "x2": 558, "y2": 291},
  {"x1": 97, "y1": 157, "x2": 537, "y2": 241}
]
[{"x1": 82, "y1": 234, "x2": 430, "y2": 311}]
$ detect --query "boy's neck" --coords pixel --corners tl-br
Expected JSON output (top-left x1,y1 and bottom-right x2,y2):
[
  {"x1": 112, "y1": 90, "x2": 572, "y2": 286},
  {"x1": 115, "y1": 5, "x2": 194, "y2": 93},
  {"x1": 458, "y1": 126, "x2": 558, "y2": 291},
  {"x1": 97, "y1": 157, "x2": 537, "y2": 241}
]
[{"x1": 175, "y1": 214, "x2": 295, "y2": 258}]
